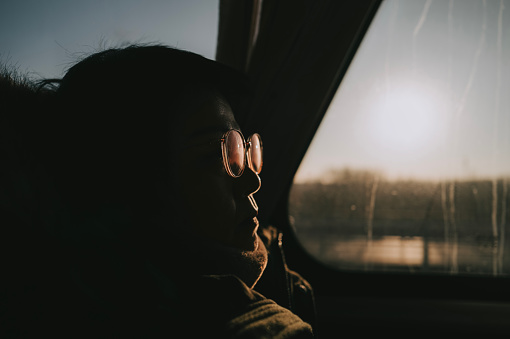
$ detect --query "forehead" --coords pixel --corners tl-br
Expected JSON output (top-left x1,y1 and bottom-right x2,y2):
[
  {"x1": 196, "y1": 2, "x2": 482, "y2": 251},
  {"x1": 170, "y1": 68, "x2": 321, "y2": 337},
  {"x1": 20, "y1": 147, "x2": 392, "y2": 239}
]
[{"x1": 179, "y1": 90, "x2": 239, "y2": 139}]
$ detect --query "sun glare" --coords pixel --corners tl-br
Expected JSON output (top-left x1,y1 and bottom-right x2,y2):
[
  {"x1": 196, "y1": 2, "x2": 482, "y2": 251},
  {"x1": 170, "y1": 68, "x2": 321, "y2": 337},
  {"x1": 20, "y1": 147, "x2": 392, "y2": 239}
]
[{"x1": 368, "y1": 81, "x2": 446, "y2": 160}]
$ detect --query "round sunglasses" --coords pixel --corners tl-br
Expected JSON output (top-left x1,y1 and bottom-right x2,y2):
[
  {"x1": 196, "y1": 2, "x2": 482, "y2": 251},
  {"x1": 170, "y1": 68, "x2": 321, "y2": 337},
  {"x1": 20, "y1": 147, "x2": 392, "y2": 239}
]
[{"x1": 221, "y1": 130, "x2": 263, "y2": 178}]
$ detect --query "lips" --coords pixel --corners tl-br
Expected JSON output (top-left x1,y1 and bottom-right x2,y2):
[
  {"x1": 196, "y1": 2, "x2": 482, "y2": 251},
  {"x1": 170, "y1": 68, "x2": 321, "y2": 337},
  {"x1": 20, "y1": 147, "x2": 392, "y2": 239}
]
[
  {"x1": 250, "y1": 216, "x2": 260, "y2": 230},
  {"x1": 237, "y1": 194, "x2": 258, "y2": 229},
  {"x1": 238, "y1": 215, "x2": 259, "y2": 232},
  {"x1": 233, "y1": 216, "x2": 260, "y2": 251},
  {"x1": 232, "y1": 194, "x2": 260, "y2": 250},
  {"x1": 237, "y1": 214, "x2": 259, "y2": 237}
]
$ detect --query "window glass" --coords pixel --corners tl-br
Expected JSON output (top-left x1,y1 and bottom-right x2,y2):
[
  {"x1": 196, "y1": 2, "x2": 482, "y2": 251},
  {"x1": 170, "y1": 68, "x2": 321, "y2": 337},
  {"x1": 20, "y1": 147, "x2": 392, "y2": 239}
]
[
  {"x1": 290, "y1": 0, "x2": 510, "y2": 275},
  {"x1": 0, "y1": 0, "x2": 218, "y2": 78}
]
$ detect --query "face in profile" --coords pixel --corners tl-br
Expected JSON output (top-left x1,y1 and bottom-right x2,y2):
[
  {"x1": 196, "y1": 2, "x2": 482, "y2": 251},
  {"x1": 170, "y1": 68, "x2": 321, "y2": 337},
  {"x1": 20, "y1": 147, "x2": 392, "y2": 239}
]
[{"x1": 171, "y1": 90, "x2": 262, "y2": 252}]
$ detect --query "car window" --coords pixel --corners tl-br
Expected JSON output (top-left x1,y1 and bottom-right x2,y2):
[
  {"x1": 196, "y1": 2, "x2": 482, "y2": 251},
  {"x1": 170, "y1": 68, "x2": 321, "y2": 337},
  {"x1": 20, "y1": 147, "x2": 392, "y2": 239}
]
[
  {"x1": 0, "y1": 0, "x2": 218, "y2": 78},
  {"x1": 290, "y1": 0, "x2": 510, "y2": 275}
]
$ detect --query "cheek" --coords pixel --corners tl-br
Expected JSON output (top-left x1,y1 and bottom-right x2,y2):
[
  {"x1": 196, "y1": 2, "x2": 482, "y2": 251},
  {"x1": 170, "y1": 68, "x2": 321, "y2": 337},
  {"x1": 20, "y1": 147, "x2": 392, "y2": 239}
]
[{"x1": 177, "y1": 174, "x2": 238, "y2": 242}]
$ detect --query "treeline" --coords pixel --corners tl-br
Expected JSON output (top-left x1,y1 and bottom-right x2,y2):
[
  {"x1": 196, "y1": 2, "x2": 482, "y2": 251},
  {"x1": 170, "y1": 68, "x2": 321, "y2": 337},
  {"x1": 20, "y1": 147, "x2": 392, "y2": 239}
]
[{"x1": 289, "y1": 168, "x2": 510, "y2": 242}]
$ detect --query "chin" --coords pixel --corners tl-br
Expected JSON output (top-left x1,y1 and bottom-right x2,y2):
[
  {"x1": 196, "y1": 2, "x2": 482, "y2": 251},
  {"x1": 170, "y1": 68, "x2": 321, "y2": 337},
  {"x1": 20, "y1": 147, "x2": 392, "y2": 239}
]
[
  {"x1": 237, "y1": 235, "x2": 269, "y2": 288},
  {"x1": 234, "y1": 230, "x2": 260, "y2": 252}
]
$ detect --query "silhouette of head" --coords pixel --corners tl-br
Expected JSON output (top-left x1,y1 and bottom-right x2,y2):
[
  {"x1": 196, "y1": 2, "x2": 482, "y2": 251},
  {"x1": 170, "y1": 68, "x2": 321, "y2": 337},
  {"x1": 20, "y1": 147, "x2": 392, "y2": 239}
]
[{"x1": 50, "y1": 45, "x2": 263, "y2": 253}]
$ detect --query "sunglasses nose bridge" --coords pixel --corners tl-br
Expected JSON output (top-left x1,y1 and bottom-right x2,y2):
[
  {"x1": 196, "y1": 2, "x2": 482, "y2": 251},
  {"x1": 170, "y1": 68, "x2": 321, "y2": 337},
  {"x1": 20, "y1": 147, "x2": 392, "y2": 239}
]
[{"x1": 244, "y1": 140, "x2": 251, "y2": 170}]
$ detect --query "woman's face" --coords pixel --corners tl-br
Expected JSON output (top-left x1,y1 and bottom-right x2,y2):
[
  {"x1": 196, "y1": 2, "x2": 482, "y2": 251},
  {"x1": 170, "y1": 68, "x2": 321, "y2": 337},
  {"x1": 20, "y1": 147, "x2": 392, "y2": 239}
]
[{"x1": 171, "y1": 90, "x2": 262, "y2": 251}]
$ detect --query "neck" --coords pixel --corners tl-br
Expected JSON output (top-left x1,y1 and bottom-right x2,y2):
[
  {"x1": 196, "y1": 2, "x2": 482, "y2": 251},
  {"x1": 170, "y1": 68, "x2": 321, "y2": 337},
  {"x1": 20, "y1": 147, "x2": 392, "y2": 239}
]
[{"x1": 151, "y1": 232, "x2": 268, "y2": 289}]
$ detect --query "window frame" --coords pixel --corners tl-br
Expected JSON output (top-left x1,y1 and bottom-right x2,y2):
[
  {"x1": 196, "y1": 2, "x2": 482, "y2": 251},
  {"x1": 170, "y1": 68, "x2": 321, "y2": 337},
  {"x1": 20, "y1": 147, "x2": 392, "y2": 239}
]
[{"x1": 279, "y1": 0, "x2": 510, "y2": 304}]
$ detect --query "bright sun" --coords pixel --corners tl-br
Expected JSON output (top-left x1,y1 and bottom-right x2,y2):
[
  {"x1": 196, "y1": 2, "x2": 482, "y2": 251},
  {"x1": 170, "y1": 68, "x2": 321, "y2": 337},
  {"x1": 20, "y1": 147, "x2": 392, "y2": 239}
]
[{"x1": 369, "y1": 83, "x2": 444, "y2": 154}]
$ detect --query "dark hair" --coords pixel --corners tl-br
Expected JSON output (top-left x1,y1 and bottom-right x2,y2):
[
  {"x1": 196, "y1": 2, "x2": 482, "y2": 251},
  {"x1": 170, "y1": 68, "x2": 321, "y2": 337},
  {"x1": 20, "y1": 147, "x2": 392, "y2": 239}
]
[
  {"x1": 43, "y1": 45, "x2": 249, "y2": 239},
  {"x1": 56, "y1": 44, "x2": 247, "y2": 112}
]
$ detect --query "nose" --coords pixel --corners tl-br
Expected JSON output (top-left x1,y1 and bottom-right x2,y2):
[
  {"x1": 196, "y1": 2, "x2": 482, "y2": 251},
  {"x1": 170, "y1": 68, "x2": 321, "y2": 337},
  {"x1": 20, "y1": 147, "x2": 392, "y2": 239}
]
[{"x1": 235, "y1": 166, "x2": 261, "y2": 198}]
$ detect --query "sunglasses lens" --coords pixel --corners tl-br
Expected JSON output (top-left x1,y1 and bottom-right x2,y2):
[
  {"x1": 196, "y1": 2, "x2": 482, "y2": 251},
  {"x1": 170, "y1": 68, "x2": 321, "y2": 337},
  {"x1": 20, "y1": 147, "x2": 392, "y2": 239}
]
[
  {"x1": 225, "y1": 130, "x2": 245, "y2": 177},
  {"x1": 248, "y1": 133, "x2": 263, "y2": 174}
]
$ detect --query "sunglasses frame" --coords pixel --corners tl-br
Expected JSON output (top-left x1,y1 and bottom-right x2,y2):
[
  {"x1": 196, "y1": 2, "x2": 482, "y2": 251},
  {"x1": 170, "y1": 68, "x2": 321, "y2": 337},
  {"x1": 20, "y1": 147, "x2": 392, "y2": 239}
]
[{"x1": 220, "y1": 130, "x2": 263, "y2": 178}]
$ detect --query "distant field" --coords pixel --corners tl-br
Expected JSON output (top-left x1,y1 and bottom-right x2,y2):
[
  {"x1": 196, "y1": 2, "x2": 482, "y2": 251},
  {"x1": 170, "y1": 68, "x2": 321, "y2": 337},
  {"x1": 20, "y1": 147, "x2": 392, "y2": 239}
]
[{"x1": 289, "y1": 171, "x2": 510, "y2": 275}]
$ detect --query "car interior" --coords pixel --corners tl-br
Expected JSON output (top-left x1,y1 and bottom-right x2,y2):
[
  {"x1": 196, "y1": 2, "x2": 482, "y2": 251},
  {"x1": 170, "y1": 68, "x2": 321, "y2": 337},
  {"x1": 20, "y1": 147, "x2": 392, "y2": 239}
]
[{"x1": 2, "y1": 0, "x2": 510, "y2": 336}]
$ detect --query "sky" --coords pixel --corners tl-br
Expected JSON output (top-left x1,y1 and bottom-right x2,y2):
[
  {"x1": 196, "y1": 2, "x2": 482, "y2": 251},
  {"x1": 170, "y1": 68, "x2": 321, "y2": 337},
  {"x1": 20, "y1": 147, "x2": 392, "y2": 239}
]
[
  {"x1": 0, "y1": 0, "x2": 218, "y2": 79},
  {"x1": 295, "y1": 0, "x2": 510, "y2": 182}
]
